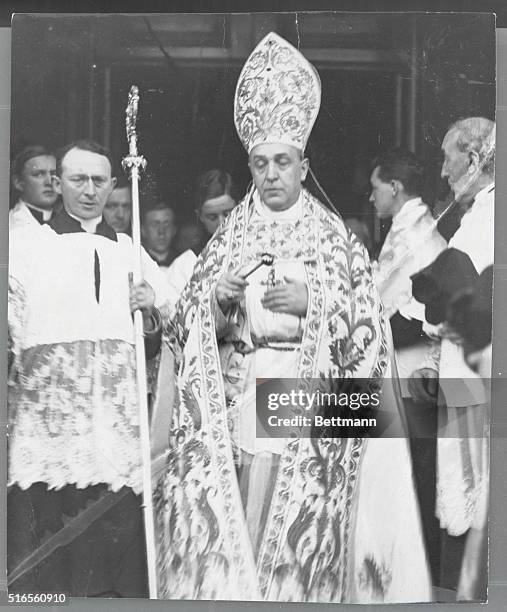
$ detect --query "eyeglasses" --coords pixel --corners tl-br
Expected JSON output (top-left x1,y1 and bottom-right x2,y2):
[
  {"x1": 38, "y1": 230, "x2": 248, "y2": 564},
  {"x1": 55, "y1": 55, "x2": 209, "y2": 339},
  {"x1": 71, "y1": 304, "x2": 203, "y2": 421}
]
[{"x1": 65, "y1": 174, "x2": 110, "y2": 189}]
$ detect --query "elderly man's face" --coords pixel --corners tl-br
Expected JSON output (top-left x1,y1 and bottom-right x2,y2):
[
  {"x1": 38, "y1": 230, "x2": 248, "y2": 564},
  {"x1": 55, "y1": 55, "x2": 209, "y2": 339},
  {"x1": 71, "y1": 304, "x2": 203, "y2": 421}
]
[
  {"x1": 441, "y1": 130, "x2": 472, "y2": 199},
  {"x1": 54, "y1": 148, "x2": 116, "y2": 220},
  {"x1": 103, "y1": 186, "x2": 132, "y2": 232},
  {"x1": 249, "y1": 143, "x2": 308, "y2": 211},
  {"x1": 14, "y1": 155, "x2": 57, "y2": 210}
]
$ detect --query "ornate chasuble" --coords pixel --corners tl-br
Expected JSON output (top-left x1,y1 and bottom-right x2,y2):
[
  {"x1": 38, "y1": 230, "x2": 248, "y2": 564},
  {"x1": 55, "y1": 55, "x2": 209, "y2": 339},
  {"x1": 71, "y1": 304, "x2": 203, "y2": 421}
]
[{"x1": 154, "y1": 189, "x2": 431, "y2": 602}]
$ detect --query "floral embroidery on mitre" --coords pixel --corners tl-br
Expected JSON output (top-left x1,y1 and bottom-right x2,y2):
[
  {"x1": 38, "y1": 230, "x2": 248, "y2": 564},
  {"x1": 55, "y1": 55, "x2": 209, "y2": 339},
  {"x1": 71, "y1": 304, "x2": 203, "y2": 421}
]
[{"x1": 234, "y1": 32, "x2": 321, "y2": 153}]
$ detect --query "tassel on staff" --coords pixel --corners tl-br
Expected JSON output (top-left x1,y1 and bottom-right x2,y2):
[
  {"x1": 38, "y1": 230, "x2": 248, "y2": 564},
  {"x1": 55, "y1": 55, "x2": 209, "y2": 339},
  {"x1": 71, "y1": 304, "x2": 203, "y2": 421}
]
[{"x1": 122, "y1": 85, "x2": 157, "y2": 599}]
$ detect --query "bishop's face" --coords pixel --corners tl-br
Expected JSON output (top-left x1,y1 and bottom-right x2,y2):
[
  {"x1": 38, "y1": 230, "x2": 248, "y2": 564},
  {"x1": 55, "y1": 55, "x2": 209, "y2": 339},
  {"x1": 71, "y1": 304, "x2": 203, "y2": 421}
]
[{"x1": 249, "y1": 143, "x2": 309, "y2": 211}]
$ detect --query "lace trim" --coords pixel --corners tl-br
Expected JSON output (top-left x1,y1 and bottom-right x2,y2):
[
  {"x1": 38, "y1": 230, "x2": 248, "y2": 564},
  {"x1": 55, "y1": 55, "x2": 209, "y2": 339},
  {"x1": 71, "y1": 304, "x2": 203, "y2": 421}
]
[
  {"x1": 436, "y1": 436, "x2": 489, "y2": 535},
  {"x1": 8, "y1": 339, "x2": 143, "y2": 494}
]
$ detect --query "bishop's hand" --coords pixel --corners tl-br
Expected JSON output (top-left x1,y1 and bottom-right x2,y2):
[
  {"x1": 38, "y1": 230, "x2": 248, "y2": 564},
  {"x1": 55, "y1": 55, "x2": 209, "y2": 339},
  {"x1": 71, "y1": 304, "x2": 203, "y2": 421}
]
[
  {"x1": 261, "y1": 276, "x2": 308, "y2": 317},
  {"x1": 216, "y1": 271, "x2": 248, "y2": 314}
]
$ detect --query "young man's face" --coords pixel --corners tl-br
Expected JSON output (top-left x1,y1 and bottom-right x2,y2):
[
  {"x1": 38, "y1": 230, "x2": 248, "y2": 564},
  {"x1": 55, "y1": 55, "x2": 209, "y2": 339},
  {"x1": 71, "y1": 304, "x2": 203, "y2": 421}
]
[
  {"x1": 369, "y1": 166, "x2": 396, "y2": 219},
  {"x1": 142, "y1": 208, "x2": 176, "y2": 255},
  {"x1": 199, "y1": 194, "x2": 236, "y2": 235},
  {"x1": 103, "y1": 186, "x2": 132, "y2": 232},
  {"x1": 54, "y1": 148, "x2": 116, "y2": 220},
  {"x1": 14, "y1": 155, "x2": 57, "y2": 210},
  {"x1": 249, "y1": 143, "x2": 308, "y2": 211}
]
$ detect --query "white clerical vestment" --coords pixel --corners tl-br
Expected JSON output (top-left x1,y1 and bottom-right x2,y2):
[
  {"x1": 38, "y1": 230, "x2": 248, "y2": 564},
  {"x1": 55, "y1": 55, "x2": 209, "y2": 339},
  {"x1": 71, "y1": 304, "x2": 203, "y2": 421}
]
[
  {"x1": 373, "y1": 197, "x2": 446, "y2": 386},
  {"x1": 434, "y1": 183, "x2": 494, "y2": 536},
  {"x1": 8, "y1": 217, "x2": 170, "y2": 494}
]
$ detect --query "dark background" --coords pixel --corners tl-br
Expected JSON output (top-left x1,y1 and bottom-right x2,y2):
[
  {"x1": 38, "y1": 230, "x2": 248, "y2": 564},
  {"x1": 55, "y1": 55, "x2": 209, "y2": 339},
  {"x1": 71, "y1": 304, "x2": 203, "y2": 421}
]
[
  {"x1": 2, "y1": 0, "x2": 507, "y2": 27},
  {"x1": 10, "y1": 10, "x2": 495, "y2": 241}
]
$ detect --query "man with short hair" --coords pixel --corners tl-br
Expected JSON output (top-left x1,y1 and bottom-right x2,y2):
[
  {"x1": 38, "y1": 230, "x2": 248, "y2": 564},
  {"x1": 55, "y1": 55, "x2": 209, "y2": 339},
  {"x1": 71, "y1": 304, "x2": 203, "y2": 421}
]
[
  {"x1": 409, "y1": 117, "x2": 495, "y2": 599},
  {"x1": 370, "y1": 148, "x2": 446, "y2": 372},
  {"x1": 103, "y1": 174, "x2": 132, "y2": 233},
  {"x1": 369, "y1": 148, "x2": 446, "y2": 586},
  {"x1": 9, "y1": 144, "x2": 57, "y2": 230},
  {"x1": 155, "y1": 32, "x2": 431, "y2": 603},
  {"x1": 8, "y1": 139, "x2": 169, "y2": 597},
  {"x1": 141, "y1": 202, "x2": 178, "y2": 268}
]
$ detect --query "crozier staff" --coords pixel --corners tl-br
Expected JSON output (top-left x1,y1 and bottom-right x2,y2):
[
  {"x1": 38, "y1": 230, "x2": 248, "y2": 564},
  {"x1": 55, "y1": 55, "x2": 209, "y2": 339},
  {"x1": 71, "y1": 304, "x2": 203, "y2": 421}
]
[
  {"x1": 122, "y1": 84, "x2": 158, "y2": 599},
  {"x1": 7, "y1": 138, "x2": 168, "y2": 597}
]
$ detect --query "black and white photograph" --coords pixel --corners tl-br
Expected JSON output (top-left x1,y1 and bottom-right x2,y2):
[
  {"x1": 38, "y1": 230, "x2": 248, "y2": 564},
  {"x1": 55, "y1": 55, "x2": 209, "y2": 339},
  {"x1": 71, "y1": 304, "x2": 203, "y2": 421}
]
[{"x1": 6, "y1": 11, "x2": 495, "y2": 603}]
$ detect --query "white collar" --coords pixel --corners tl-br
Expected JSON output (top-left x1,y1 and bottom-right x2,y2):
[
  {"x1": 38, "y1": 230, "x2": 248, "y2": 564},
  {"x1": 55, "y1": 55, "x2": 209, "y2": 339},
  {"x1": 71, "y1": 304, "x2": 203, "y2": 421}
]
[
  {"x1": 473, "y1": 182, "x2": 495, "y2": 205},
  {"x1": 253, "y1": 189, "x2": 303, "y2": 221},
  {"x1": 391, "y1": 197, "x2": 423, "y2": 227},
  {"x1": 19, "y1": 199, "x2": 53, "y2": 222},
  {"x1": 460, "y1": 182, "x2": 494, "y2": 223},
  {"x1": 67, "y1": 211, "x2": 103, "y2": 233}
]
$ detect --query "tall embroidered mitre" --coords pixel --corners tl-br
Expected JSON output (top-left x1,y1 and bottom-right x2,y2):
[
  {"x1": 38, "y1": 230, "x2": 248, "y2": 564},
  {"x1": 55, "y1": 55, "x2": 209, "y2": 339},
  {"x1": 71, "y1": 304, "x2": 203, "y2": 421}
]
[{"x1": 234, "y1": 32, "x2": 321, "y2": 152}]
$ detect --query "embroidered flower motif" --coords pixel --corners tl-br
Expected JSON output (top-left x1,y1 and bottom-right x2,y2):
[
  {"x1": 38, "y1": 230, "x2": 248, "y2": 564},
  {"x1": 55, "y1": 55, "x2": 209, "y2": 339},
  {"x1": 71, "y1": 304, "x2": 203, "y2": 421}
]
[{"x1": 234, "y1": 32, "x2": 321, "y2": 152}]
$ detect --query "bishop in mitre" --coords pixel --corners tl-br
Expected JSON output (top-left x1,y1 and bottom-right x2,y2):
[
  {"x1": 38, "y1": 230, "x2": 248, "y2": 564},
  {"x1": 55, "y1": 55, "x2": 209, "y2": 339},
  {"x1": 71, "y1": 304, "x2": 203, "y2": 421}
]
[{"x1": 154, "y1": 32, "x2": 431, "y2": 603}]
